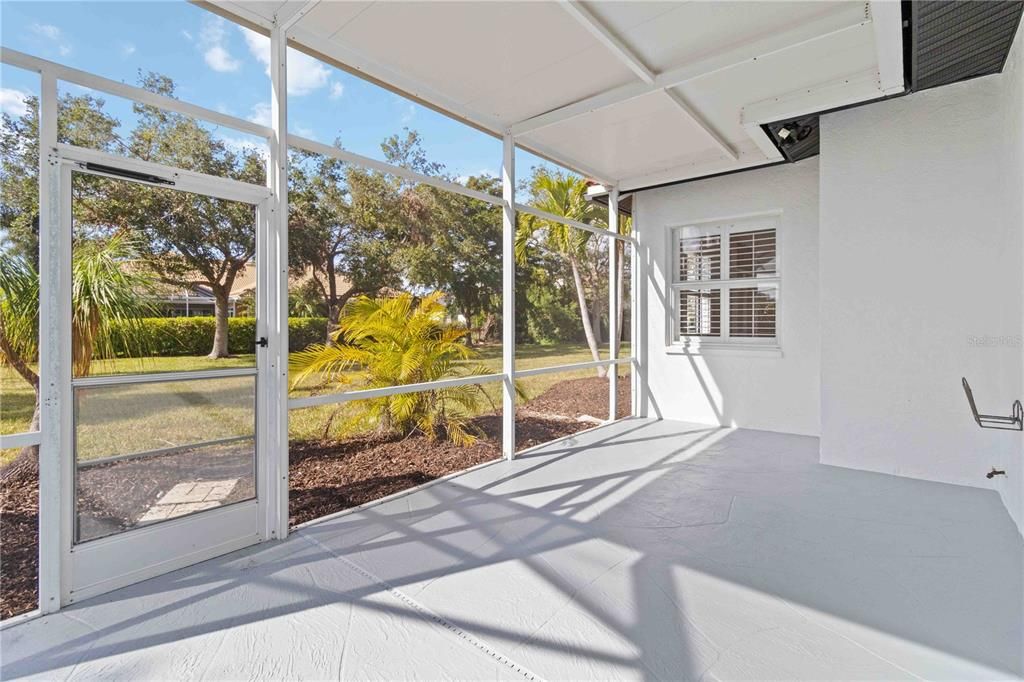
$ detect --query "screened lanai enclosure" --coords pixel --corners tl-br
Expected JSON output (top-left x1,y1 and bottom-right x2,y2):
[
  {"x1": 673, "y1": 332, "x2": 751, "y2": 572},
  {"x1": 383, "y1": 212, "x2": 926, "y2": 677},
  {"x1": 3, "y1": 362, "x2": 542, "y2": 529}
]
[{"x1": 1, "y1": 1, "x2": 1023, "y2": 679}]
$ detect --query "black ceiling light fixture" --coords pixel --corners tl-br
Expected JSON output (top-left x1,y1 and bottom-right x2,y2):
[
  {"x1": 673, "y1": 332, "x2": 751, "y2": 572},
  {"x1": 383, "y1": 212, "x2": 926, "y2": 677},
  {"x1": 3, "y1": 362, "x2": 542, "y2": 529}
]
[
  {"x1": 776, "y1": 123, "x2": 813, "y2": 148},
  {"x1": 764, "y1": 116, "x2": 820, "y2": 162}
]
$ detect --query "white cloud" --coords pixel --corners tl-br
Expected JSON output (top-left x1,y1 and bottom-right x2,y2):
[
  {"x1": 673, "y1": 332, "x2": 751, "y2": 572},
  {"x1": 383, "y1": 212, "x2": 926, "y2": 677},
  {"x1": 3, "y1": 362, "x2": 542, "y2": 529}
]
[
  {"x1": 121, "y1": 43, "x2": 136, "y2": 58},
  {"x1": 247, "y1": 101, "x2": 272, "y2": 127},
  {"x1": 400, "y1": 103, "x2": 416, "y2": 124},
  {"x1": 31, "y1": 23, "x2": 60, "y2": 40},
  {"x1": 31, "y1": 23, "x2": 72, "y2": 56},
  {"x1": 220, "y1": 135, "x2": 269, "y2": 162},
  {"x1": 205, "y1": 45, "x2": 240, "y2": 73},
  {"x1": 455, "y1": 169, "x2": 495, "y2": 185},
  {"x1": 0, "y1": 88, "x2": 30, "y2": 118},
  {"x1": 181, "y1": 29, "x2": 193, "y2": 42},
  {"x1": 329, "y1": 81, "x2": 344, "y2": 100},
  {"x1": 199, "y1": 16, "x2": 241, "y2": 73},
  {"x1": 239, "y1": 27, "x2": 330, "y2": 96},
  {"x1": 239, "y1": 26, "x2": 270, "y2": 67}
]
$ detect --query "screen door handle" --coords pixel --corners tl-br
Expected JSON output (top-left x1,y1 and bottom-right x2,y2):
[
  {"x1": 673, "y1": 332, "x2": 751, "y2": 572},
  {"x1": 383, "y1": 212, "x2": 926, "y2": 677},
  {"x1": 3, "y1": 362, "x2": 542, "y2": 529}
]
[{"x1": 257, "y1": 336, "x2": 268, "y2": 348}]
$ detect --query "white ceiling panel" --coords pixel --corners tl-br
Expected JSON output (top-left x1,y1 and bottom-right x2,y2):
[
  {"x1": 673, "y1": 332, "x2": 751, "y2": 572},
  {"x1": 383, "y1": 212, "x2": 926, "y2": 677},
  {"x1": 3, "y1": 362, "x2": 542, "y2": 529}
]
[
  {"x1": 586, "y1": 1, "x2": 869, "y2": 74},
  {"x1": 206, "y1": 0, "x2": 899, "y2": 187},
  {"x1": 521, "y1": 89, "x2": 725, "y2": 181},
  {"x1": 464, "y1": 45, "x2": 637, "y2": 125},
  {"x1": 218, "y1": 0, "x2": 285, "y2": 24},
  {"x1": 675, "y1": 19, "x2": 878, "y2": 144},
  {"x1": 299, "y1": 1, "x2": 632, "y2": 119},
  {"x1": 297, "y1": 2, "x2": 374, "y2": 39}
]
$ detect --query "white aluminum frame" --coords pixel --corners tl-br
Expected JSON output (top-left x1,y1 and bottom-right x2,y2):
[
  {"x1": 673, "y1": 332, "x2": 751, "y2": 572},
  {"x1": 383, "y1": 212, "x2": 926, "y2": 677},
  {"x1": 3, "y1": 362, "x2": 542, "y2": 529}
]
[
  {"x1": 56, "y1": 148, "x2": 273, "y2": 604},
  {"x1": 0, "y1": 12, "x2": 643, "y2": 618},
  {"x1": 608, "y1": 187, "x2": 619, "y2": 421},
  {"x1": 501, "y1": 133, "x2": 517, "y2": 459}
]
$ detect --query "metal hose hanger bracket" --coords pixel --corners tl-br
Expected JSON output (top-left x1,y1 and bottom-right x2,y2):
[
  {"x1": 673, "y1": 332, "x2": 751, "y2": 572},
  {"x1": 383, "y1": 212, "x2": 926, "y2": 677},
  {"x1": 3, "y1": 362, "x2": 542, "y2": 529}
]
[{"x1": 962, "y1": 377, "x2": 1023, "y2": 431}]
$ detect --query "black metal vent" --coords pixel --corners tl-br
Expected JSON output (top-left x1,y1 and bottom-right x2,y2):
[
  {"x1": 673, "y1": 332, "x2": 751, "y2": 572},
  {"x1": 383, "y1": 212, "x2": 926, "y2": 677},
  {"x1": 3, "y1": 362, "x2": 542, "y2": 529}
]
[
  {"x1": 911, "y1": 1, "x2": 1024, "y2": 91},
  {"x1": 763, "y1": 116, "x2": 820, "y2": 163}
]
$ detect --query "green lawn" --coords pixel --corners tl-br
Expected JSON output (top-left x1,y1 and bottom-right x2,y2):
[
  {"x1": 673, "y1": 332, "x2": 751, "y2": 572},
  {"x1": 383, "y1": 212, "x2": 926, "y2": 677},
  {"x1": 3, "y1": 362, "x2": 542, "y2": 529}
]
[{"x1": 1, "y1": 342, "x2": 631, "y2": 465}]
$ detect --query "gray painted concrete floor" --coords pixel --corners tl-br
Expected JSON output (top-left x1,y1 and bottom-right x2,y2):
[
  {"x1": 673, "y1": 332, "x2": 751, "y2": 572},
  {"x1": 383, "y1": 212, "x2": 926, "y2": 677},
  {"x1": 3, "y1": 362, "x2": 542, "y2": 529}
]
[{"x1": 2, "y1": 418, "x2": 1022, "y2": 681}]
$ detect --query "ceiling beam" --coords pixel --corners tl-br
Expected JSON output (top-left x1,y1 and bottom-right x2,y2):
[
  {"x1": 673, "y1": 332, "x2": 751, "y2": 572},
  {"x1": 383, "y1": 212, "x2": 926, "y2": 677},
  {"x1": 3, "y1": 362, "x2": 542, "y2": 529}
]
[
  {"x1": 869, "y1": 1, "x2": 906, "y2": 94},
  {"x1": 510, "y1": 10, "x2": 871, "y2": 137},
  {"x1": 557, "y1": 0, "x2": 655, "y2": 84},
  {"x1": 558, "y1": 0, "x2": 738, "y2": 162},
  {"x1": 661, "y1": 89, "x2": 739, "y2": 161},
  {"x1": 278, "y1": 0, "x2": 320, "y2": 31}
]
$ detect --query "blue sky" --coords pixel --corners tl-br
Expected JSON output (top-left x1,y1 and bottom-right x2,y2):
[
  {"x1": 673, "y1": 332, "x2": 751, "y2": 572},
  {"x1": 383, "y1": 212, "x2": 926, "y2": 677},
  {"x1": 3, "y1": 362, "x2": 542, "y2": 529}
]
[{"x1": 0, "y1": 0, "x2": 563, "y2": 181}]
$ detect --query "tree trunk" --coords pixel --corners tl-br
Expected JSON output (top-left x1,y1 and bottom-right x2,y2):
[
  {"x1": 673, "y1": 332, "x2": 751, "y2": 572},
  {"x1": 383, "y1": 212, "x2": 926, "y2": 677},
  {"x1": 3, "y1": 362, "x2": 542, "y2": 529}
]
[
  {"x1": 570, "y1": 256, "x2": 606, "y2": 378},
  {"x1": 462, "y1": 307, "x2": 474, "y2": 346},
  {"x1": 325, "y1": 262, "x2": 340, "y2": 343},
  {"x1": 480, "y1": 312, "x2": 497, "y2": 342},
  {"x1": 209, "y1": 286, "x2": 231, "y2": 358},
  {"x1": 591, "y1": 297, "x2": 603, "y2": 345},
  {"x1": 326, "y1": 302, "x2": 342, "y2": 344}
]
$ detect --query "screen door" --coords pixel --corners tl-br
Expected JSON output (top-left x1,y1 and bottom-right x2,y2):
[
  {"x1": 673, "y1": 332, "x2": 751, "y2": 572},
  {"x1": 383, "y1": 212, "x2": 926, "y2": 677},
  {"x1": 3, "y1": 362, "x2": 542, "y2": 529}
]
[{"x1": 59, "y1": 152, "x2": 272, "y2": 602}]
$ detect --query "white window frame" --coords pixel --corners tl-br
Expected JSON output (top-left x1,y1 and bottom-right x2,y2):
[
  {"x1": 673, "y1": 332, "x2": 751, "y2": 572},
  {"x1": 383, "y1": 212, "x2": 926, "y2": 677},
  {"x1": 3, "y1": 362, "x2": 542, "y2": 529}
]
[{"x1": 667, "y1": 213, "x2": 781, "y2": 354}]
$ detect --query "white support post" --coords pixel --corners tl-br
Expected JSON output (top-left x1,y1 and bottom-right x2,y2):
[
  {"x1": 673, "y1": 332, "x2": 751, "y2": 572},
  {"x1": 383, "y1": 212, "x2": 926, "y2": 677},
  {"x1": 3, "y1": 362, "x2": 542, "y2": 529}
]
[
  {"x1": 268, "y1": 22, "x2": 289, "y2": 541},
  {"x1": 607, "y1": 188, "x2": 619, "y2": 422},
  {"x1": 501, "y1": 134, "x2": 516, "y2": 459},
  {"x1": 37, "y1": 69, "x2": 65, "y2": 613},
  {"x1": 631, "y1": 206, "x2": 643, "y2": 418}
]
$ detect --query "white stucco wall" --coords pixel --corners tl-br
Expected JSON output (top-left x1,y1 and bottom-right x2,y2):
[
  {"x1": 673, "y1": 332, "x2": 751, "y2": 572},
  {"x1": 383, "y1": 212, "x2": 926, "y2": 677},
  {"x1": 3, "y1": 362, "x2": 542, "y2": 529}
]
[
  {"x1": 635, "y1": 159, "x2": 821, "y2": 436},
  {"x1": 819, "y1": 35, "x2": 1024, "y2": 532},
  {"x1": 1001, "y1": 25, "x2": 1024, "y2": 533}
]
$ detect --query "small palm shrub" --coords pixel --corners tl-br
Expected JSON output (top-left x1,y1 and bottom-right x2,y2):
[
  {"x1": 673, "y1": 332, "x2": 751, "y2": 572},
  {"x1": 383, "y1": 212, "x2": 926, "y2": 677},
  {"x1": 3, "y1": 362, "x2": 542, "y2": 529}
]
[{"x1": 289, "y1": 292, "x2": 501, "y2": 445}]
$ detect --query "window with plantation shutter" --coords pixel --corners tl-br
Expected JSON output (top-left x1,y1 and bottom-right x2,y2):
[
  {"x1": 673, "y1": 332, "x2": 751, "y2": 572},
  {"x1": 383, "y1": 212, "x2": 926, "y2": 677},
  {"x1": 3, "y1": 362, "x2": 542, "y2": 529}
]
[
  {"x1": 670, "y1": 216, "x2": 779, "y2": 349},
  {"x1": 678, "y1": 230, "x2": 721, "y2": 281},
  {"x1": 728, "y1": 229, "x2": 776, "y2": 279},
  {"x1": 679, "y1": 289, "x2": 720, "y2": 336},
  {"x1": 729, "y1": 286, "x2": 777, "y2": 338}
]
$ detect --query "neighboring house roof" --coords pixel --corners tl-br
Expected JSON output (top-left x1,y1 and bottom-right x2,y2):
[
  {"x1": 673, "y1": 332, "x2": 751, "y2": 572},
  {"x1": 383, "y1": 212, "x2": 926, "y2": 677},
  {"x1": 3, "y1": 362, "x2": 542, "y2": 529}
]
[{"x1": 136, "y1": 261, "x2": 351, "y2": 302}]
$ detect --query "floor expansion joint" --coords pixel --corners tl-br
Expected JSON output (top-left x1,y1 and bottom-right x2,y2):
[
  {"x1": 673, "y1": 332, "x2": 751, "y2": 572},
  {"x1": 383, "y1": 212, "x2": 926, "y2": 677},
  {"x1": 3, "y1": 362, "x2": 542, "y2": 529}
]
[{"x1": 301, "y1": 532, "x2": 544, "y2": 682}]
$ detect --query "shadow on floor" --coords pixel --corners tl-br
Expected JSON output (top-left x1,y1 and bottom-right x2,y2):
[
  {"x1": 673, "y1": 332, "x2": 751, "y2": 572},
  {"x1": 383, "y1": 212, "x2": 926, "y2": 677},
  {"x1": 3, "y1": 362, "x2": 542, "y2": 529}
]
[{"x1": 2, "y1": 419, "x2": 1021, "y2": 680}]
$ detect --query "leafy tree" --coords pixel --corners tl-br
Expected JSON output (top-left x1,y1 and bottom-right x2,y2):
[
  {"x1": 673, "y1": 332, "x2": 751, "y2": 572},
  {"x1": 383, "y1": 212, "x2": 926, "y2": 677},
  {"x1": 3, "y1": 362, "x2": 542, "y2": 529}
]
[
  {"x1": 288, "y1": 147, "x2": 402, "y2": 340},
  {"x1": 403, "y1": 175, "x2": 502, "y2": 344},
  {"x1": 1, "y1": 92, "x2": 122, "y2": 262},
  {"x1": 80, "y1": 73, "x2": 266, "y2": 359},
  {"x1": 289, "y1": 292, "x2": 504, "y2": 445}
]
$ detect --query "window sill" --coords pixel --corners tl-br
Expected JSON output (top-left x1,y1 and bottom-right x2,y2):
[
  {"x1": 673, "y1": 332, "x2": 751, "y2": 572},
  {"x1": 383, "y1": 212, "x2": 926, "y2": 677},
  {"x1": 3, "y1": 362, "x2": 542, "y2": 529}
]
[{"x1": 666, "y1": 343, "x2": 783, "y2": 358}]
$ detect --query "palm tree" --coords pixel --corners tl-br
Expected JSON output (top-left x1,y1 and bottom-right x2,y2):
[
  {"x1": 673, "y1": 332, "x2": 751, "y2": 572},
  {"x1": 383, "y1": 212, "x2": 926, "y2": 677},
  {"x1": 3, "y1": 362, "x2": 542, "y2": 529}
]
[
  {"x1": 516, "y1": 172, "x2": 606, "y2": 376},
  {"x1": 290, "y1": 292, "x2": 507, "y2": 445},
  {"x1": 69, "y1": 233, "x2": 156, "y2": 377},
  {"x1": 0, "y1": 234, "x2": 154, "y2": 480}
]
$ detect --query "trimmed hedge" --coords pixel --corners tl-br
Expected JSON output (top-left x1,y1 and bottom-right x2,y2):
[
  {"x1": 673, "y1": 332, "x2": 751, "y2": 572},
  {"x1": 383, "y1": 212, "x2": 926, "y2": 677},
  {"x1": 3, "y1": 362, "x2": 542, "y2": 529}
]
[{"x1": 108, "y1": 317, "x2": 327, "y2": 357}]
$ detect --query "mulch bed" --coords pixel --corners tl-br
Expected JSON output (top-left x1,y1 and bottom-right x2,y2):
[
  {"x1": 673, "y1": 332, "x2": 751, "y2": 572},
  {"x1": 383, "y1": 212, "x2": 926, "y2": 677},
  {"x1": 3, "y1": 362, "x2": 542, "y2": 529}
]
[
  {"x1": 0, "y1": 375, "x2": 629, "y2": 619},
  {"x1": 521, "y1": 374, "x2": 632, "y2": 421},
  {"x1": 0, "y1": 460, "x2": 39, "y2": 620}
]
